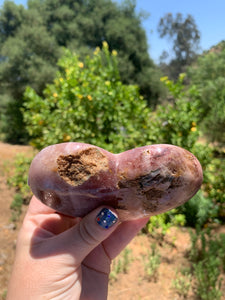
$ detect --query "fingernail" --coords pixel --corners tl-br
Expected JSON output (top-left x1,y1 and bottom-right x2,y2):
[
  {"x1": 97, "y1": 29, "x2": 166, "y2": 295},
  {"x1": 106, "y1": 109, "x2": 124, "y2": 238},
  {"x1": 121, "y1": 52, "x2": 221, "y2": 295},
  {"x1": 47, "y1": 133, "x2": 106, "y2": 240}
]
[{"x1": 96, "y1": 208, "x2": 118, "y2": 229}]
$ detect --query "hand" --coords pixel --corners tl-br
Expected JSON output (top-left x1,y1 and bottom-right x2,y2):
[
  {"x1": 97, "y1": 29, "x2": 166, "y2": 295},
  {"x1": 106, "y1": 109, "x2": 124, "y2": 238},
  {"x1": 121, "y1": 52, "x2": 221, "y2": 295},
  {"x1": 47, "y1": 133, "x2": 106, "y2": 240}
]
[{"x1": 7, "y1": 196, "x2": 149, "y2": 300}]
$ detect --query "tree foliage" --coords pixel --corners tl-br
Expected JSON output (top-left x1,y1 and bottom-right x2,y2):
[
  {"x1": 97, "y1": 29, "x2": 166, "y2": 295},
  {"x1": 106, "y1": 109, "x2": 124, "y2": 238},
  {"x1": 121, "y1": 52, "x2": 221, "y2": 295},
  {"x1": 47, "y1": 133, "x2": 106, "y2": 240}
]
[
  {"x1": 23, "y1": 44, "x2": 153, "y2": 152},
  {"x1": 23, "y1": 45, "x2": 201, "y2": 154},
  {"x1": 158, "y1": 13, "x2": 200, "y2": 79},
  {"x1": 34, "y1": 0, "x2": 163, "y2": 100},
  {"x1": 187, "y1": 42, "x2": 225, "y2": 144},
  {"x1": 0, "y1": 0, "x2": 59, "y2": 142},
  {"x1": 0, "y1": 0, "x2": 164, "y2": 143}
]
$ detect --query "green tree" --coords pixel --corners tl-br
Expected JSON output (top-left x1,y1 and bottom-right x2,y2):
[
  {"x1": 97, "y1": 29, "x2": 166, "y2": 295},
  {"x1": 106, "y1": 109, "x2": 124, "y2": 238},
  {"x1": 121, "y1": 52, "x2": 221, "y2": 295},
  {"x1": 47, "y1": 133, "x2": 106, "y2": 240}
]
[
  {"x1": 0, "y1": 1, "x2": 25, "y2": 43},
  {"x1": 158, "y1": 13, "x2": 200, "y2": 79},
  {"x1": 0, "y1": 1, "x2": 60, "y2": 143},
  {"x1": 23, "y1": 47, "x2": 201, "y2": 154},
  {"x1": 0, "y1": 0, "x2": 164, "y2": 143},
  {"x1": 30, "y1": 0, "x2": 163, "y2": 103},
  {"x1": 187, "y1": 42, "x2": 225, "y2": 144},
  {"x1": 23, "y1": 44, "x2": 152, "y2": 152}
]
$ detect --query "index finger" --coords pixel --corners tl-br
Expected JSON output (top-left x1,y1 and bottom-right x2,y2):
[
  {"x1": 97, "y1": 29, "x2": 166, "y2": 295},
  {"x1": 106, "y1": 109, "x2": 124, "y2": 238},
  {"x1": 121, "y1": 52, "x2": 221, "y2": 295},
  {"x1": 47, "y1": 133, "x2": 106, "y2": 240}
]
[{"x1": 103, "y1": 216, "x2": 149, "y2": 259}]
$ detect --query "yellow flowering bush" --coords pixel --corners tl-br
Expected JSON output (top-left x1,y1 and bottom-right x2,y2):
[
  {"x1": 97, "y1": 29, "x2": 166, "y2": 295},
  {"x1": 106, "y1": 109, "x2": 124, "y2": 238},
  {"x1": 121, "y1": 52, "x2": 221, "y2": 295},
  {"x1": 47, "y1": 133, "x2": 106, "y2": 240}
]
[
  {"x1": 23, "y1": 54, "x2": 202, "y2": 153},
  {"x1": 155, "y1": 75, "x2": 201, "y2": 150},
  {"x1": 23, "y1": 44, "x2": 153, "y2": 152}
]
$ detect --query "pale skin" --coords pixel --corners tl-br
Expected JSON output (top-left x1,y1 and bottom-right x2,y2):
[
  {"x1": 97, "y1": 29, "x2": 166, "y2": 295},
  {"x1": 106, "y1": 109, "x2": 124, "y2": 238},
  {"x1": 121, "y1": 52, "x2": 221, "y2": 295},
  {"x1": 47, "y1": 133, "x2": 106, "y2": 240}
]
[{"x1": 7, "y1": 196, "x2": 149, "y2": 300}]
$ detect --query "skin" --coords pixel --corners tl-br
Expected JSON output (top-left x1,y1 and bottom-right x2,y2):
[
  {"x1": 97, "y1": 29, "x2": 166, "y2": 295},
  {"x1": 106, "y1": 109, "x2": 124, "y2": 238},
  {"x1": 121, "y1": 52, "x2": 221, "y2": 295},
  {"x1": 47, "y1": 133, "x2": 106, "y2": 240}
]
[{"x1": 7, "y1": 196, "x2": 149, "y2": 300}]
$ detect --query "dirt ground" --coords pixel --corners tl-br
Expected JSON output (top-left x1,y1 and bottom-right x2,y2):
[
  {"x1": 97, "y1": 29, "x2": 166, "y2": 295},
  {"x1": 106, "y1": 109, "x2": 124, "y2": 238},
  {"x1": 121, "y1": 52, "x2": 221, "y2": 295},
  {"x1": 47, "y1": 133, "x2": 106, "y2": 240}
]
[
  {"x1": 0, "y1": 142, "x2": 224, "y2": 300},
  {"x1": 0, "y1": 142, "x2": 32, "y2": 299}
]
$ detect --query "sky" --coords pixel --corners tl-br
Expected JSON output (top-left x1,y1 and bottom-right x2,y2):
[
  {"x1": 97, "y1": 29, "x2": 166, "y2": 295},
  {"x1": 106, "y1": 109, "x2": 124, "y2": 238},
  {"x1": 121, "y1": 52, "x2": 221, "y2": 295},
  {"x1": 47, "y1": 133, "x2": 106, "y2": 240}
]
[
  {"x1": 3, "y1": 0, "x2": 225, "y2": 63},
  {"x1": 134, "y1": 0, "x2": 225, "y2": 62}
]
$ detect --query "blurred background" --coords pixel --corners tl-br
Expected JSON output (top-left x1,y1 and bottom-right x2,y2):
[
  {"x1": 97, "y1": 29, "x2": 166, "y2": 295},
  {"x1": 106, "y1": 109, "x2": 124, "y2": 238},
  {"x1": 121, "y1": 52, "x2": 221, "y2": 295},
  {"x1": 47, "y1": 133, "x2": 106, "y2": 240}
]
[{"x1": 0, "y1": 0, "x2": 224, "y2": 299}]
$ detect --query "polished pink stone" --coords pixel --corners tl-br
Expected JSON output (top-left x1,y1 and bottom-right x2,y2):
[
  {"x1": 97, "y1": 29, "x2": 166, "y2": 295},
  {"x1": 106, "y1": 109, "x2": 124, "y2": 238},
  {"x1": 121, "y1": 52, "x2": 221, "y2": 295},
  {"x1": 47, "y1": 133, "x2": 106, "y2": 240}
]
[{"x1": 28, "y1": 143, "x2": 203, "y2": 220}]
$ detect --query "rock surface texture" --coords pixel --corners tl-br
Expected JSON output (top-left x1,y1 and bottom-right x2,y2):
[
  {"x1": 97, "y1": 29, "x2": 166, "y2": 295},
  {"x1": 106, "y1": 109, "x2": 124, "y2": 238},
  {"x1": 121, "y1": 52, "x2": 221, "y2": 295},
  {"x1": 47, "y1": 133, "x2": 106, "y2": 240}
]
[{"x1": 28, "y1": 143, "x2": 203, "y2": 220}]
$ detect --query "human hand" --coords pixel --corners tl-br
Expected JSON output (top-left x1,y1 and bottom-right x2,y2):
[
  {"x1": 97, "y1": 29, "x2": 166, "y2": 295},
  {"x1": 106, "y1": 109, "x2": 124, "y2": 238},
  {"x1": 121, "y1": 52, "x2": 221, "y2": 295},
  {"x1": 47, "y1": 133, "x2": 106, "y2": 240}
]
[{"x1": 7, "y1": 196, "x2": 149, "y2": 300}]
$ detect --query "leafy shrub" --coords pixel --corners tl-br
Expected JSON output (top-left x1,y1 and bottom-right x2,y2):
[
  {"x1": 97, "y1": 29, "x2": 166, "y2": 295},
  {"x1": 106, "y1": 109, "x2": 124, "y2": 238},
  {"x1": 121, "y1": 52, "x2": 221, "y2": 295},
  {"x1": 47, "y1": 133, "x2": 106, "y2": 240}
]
[
  {"x1": 7, "y1": 154, "x2": 33, "y2": 203},
  {"x1": 204, "y1": 157, "x2": 225, "y2": 219},
  {"x1": 189, "y1": 145, "x2": 225, "y2": 226},
  {"x1": 7, "y1": 154, "x2": 33, "y2": 219},
  {"x1": 150, "y1": 99, "x2": 200, "y2": 149},
  {"x1": 188, "y1": 228, "x2": 225, "y2": 300},
  {"x1": 160, "y1": 73, "x2": 186, "y2": 100},
  {"x1": 143, "y1": 76, "x2": 210, "y2": 230},
  {"x1": 23, "y1": 43, "x2": 153, "y2": 153},
  {"x1": 23, "y1": 44, "x2": 204, "y2": 154},
  {"x1": 156, "y1": 74, "x2": 201, "y2": 149},
  {"x1": 194, "y1": 257, "x2": 222, "y2": 300},
  {"x1": 180, "y1": 191, "x2": 216, "y2": 228},
  {"x1": 2, "y1": 98, "x2": 30, "y2": 144},
  {"x1": 158, "y1": 74, "x2": 225, "y2": 227},
  {"x1": 144, "y1": 209, "x2": 185, "y2": 239},
  {"x1": 110, "y1": 247, "x2": 133, "y2": 281},
  {"x1": 142, "y1": 243, "x2": 161, "y2": 282},
  {"x1": 172, "y1": 268, "x2": 192, "y2": 299},
  {"x1": 198, "y1": 78, "x2": 225, "y2": 144},
  {"x1": 188, "y1": 47, "x2": 225, "y2": 144},
  {"x1": 10, "y1": 193, "x2": 24, "y2": 222}
]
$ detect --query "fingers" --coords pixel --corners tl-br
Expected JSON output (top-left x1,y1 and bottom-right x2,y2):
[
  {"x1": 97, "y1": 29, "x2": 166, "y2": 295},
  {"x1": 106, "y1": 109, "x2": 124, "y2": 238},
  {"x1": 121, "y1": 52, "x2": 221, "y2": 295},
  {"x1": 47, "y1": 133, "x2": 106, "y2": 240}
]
[
  {"x1": 28, "y1": 196, "x2": 148, "y2": 265},
  {"x1": 82, "y1": 216, "x2": 149, "y2": 273},
  {"x1": 23, "y1": 196, "x2": 79, "y2": 237},
  {"x1": 30, "y1": 206, "x2": 119, "y2": 264},
  {"x1": 102, "y1": 217, "x2": 149, "y2": 259},
  {"x1": 65, "y1": 207, "x2": 119, "y2": 263}
]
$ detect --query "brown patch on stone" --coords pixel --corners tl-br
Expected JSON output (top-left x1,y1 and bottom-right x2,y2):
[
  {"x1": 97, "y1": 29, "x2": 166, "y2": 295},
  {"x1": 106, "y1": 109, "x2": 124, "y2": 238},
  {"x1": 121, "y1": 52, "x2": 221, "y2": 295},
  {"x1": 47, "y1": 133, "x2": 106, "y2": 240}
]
[
  {"x1": 167, "y1": 157, "x2": 186, "y2": 178},
  {"x1": 118, "y1": 177, "x2": 137, "y2": 189},
  {"x1": 57, "y1": 147, "x2": 109, "y2": 186},
  {"x1": 118, "y1": 169, "x2": 160, "y2": 190},
  {"x1": 168, "y1": 176, "x2": 183, "y2": 189},
  {"x1": 117, "y1": 170, "x2": 170, "y2": 213},
  {"x1": 118, "y1": 169, "x2": 173, "y2": 192},
  {"x1": 143, "y1": 189, "x2": 162, "y2": 212}
]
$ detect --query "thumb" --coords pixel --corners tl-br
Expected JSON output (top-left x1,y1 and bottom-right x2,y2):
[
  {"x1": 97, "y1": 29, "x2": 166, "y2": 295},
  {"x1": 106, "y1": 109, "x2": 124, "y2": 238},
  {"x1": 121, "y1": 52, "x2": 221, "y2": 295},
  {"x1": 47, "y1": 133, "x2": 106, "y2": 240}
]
[{"x1": 52, "y1": 207, "x2": 119, "y2": 264}]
